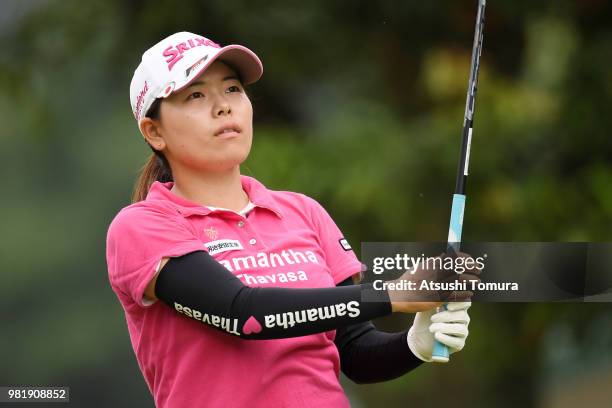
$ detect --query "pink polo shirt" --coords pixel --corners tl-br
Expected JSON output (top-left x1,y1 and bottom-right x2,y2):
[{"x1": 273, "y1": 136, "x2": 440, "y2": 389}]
[{"x1": 106, "y1": 175, "x2": 364, "y2": 408}]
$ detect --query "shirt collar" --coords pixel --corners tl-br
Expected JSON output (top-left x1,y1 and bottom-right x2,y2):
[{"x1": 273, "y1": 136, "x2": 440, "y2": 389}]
[{"x1": 145, "y1": 175, "x2": 284, "y2": 219}]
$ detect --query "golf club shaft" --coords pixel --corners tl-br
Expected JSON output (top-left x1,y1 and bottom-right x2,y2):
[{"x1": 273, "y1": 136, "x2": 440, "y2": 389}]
[{"x1": 431, "y1": 0, "x2": 486, "y2": 363}]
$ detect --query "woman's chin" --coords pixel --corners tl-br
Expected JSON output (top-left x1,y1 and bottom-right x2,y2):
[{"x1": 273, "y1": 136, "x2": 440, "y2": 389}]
[{"x1": 196, "y1": 157, "x2": 249, "y2": 173}]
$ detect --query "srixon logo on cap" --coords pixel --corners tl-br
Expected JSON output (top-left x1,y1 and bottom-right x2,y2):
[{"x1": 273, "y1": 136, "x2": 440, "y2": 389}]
[{"x1": 163, "y1": 36, "x2": 221, "y2": 71}]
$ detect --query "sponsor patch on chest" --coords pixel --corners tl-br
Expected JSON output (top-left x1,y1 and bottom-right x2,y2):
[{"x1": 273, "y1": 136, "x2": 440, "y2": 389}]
[{"x1": 205, "y1": 239, "x2": 243, "y2": 255}]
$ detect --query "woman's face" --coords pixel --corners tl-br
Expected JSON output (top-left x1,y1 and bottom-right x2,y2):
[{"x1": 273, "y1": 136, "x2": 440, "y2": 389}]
[{"x1": 150, "y1": 60, "x2": 253, "y2": 173}]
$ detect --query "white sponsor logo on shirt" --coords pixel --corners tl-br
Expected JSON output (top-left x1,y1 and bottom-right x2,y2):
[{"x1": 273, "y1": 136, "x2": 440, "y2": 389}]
[
  {"x1": 204, "y1": 226, "x2": 218, "y2": 240},
  {"x1": 205, "y1": 239, "x2": 243, "y2": 255},
  {"x1": 236, "y1": 270, "x2": 309, "y2": 285},
  {"x1": 218, "y1": 249, "x2": 319, "y2": 272}
]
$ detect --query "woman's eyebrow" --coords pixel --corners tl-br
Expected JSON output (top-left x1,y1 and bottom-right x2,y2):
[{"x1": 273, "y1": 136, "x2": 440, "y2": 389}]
[{"x1": 186, "y1": 76, "x2": 240, "y2": 88}]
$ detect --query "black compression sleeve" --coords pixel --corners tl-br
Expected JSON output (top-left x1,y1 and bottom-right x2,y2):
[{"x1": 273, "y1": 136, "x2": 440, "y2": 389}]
[
  {"x1": 153, "y1": 250, "x2": 391, "y2": 339},
  {"x1": 334, "y1": 277, "x2": 424, "y2": 384}
]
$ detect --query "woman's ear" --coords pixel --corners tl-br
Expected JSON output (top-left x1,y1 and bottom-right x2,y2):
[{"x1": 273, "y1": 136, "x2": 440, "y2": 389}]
[{"x1": 140, "y1": 118, "x2": 166, "y2": 151}]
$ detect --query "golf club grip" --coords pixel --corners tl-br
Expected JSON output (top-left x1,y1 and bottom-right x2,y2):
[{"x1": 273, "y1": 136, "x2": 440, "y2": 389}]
[{"x1": 432, "y1": 194, "x2": 466, "y2": 363}]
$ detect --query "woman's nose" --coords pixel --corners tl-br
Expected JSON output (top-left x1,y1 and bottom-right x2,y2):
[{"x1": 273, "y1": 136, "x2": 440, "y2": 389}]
[{"x1": 214, "y1": 99, "x2": 232, "y2": 117}]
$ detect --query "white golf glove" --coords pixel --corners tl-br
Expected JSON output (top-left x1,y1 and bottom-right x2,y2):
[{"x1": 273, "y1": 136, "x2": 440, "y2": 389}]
[{"x1": 407, "y1": 302, "x2": 471, "y2": 362}]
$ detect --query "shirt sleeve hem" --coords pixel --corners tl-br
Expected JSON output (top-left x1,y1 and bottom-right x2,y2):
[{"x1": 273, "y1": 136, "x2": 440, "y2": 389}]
[
  {"x1": 332, "y1": 261, "x2": 364, "y2": 286},
  {"x1": 134, "y1": 241, "x2": 207, "y2": 308}
]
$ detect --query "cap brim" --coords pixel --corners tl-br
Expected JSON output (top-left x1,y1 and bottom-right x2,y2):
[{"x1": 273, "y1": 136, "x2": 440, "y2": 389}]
[
  {"x1": 215, "y1": 45, "x2": 263, "y2": 85},
  {"x1": 173, "y1": 44, "x2": 263, "y2": 95}
]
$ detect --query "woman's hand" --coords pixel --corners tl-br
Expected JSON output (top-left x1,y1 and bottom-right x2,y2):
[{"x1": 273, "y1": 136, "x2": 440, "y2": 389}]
[
  {"x1": 407, "y1": 301, "x2": 472, "y2": 362},
  {"x1": 386, "y1": 251, "x2": 481, "y2": 314}
]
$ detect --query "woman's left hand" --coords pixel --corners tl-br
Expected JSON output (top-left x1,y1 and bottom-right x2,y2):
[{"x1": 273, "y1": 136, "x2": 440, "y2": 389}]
[{"x1": 406, "y1": 301, "x2": 471, "y2": 362}]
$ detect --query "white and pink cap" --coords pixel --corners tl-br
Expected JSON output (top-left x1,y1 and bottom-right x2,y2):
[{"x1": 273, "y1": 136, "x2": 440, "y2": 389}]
[{"x1": 129, "y1": 31, "x2": 263, "y2": 125}]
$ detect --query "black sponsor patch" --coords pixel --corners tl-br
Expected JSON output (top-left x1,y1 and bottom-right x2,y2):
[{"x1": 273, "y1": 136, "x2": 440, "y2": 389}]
[{"x1": 339, "y1": 238, "x2": 352, "y2": 251}]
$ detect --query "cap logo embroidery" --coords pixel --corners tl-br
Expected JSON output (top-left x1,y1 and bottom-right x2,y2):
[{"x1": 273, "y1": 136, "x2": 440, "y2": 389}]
[
  {"x1": 134, "y1": 80, "x2": 149, "y2": 120},
  {"x1": 161, "y1": 82, "x2": 175, "y2": 98},
  {"x1": 163, "y1": 37, "x2": 221, "y2": 71},
  {"x1": 185, "y1": 55, "x2": 208, "y2": 78}
]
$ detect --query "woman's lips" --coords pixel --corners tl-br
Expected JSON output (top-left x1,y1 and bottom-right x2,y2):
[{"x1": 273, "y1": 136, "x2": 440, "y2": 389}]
[
  {"x1": 215, "y1": 130, "x2": 240, "y2": 139},
  {"x1": 214, "y1": 124, "x2": 242, "y2": 137}
]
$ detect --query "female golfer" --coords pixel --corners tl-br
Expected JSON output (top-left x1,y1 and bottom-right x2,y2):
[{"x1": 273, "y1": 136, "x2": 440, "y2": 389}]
[{"x1": 106, "y1": 31, "x2": 477, "y2": 408}]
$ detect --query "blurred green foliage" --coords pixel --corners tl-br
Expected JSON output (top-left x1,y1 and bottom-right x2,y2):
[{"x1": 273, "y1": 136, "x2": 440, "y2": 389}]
[{"x1": 1, "y1": 0, "x2": 611, "y2": 407}]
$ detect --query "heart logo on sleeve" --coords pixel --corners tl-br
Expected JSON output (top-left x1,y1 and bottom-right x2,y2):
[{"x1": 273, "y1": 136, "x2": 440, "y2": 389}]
[{"x1": 242, "y1": 316, "x2": 262, "y2": 335}]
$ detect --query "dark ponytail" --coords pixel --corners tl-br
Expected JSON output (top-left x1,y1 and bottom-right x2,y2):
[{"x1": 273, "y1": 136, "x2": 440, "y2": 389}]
[{"x1": 131, "y1": 99, "x2": 173, "y2": 203}]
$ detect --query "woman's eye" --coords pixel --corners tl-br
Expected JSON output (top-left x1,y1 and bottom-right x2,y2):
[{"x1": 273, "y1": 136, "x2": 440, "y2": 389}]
[
  {"x1": 227, "y1": 85, "x2": 242, "y2": 93},
  {"x1": 188, "y1": 91, "x2": 204, "y2": 99}
]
